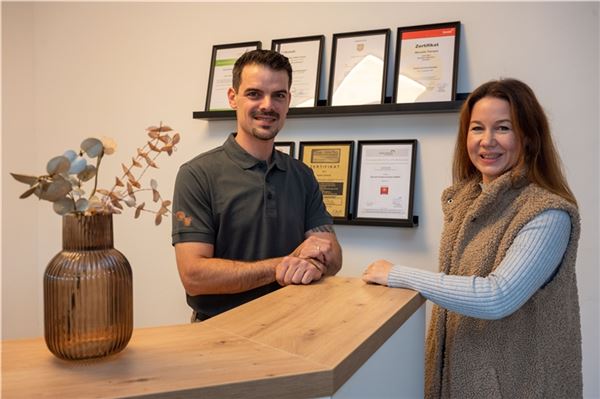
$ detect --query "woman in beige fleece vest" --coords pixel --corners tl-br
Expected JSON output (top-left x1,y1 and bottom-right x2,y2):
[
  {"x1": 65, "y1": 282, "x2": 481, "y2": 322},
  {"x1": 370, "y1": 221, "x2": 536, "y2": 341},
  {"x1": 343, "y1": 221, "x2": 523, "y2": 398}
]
[{"x1": 363, "y1": 78, "x2": 582, "y2": 398}]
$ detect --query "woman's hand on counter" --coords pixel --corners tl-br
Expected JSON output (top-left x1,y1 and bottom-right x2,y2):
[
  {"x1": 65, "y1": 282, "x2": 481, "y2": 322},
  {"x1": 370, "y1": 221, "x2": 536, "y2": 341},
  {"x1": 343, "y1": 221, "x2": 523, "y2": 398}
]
[{"x1": 362, "y1": 260, "x2": 393, "y2": 286}]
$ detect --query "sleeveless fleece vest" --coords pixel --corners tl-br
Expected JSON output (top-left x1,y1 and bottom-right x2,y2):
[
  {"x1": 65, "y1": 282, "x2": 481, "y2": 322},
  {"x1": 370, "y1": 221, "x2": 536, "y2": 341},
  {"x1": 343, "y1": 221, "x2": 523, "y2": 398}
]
[{"x1": 425, "y1": 172, "x2": 582, "y2": 399}]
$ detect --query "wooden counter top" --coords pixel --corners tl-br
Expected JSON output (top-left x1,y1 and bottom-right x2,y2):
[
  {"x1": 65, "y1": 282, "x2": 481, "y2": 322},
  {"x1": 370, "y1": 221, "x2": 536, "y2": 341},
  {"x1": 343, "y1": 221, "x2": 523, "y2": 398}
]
[{"x1": 2, "y1": 276, "x2": 424, "y2": 398}]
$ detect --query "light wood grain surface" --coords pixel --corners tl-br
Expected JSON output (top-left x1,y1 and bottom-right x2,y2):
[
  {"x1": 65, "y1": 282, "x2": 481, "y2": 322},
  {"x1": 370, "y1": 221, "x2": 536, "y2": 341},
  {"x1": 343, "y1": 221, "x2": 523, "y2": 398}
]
[{"x1": 2, "y1": 276, "x2": 424, "y2": 398}]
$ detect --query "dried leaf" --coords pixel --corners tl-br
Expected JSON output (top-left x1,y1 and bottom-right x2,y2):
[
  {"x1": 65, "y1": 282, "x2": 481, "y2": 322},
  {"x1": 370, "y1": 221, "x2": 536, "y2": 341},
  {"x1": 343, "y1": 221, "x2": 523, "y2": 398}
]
[
  {"x1": 158, "y1": 125, "x2": 173, "y2": 132},
  {"x1": 122, "y1": 163, "x2": 135, "y2": 181},
  {"x1": 75, "y1": 198, "x2": 89, "y2": 212},
  {"x1": 162, "y1": 200, "x2": 172, "y2": 207},
  {"x1": 63, "y1": 150, "x2": 78, "y2": 162},
  {"x1": 171, "y1": 133, "x2": 180, "y2": 145},
  {"x1": 158, "y1": 135, "x2": 170, "y2": 144},
  {"x1": 46, "y1": 156, "x2": 71, "y2": 175},
  {"x1": 96, "y1": 188, "x2": 111, "y2": 196},
  {"x1": 135, "y1": 202, "x2": 145, "y2": 219},
  {"x1": 53, "y1": 197, "x2": 75, "y2": 215},
  {"x1": 38, "y1": 177, "x2": 72, "y2": 201},
  {"x1": 161, "y1": 144, "x2": 173, "y2": 153},
  {"x1": 150, "y1": 179, "x2": 158, "y2": 190},
  {"x1": 10, "y1": 173, "x2": 39, "y2": 186},
  {"x1": 109, "y1": 192, "x2": 122, "y2": 201},
  {"x1": 148, "y1": 141, "x2": 161, "y2": 152},
  {"x1": 111, "y1": 199, "x2": 123, "y2": 210},
  {"x1": 123, "y1": 196, "x2": 136, "y2": 207},
  {"x1": 146, "y1": 158, "x2": 158, "y2": 168},
  {"x1": 19, "y1": 184, "x2": 40, "y2": 199},
  {"x1": 115, "y1": 177, "x2": 125, "y2": 187},
  {"x1": 132, "y1": 157, "x2": 142, "y2": 167},
  {"x1": 128, "y1": 178, "x2": 141, "y2": 189},
  {"x1": 80, "y1": 138, "x2": 104, "y2": 158},
  {"x1": 147, "y1": 131, "x2": 160, "y2": 139},
  {"x1": 152, "y1": 188, "x2": 160, "y2": 202},
  {"x1": 137, "y1": 148, "x2": 148, "y2": 157},
  {"x1": 68, "y1": 157, "x2": 87, "y2": 175},
  {"x1": 154, "y1": 213, "x2": 162, "y2": 226},
  {"x1": 77, "y1": 165, "x2": 97, "y2": 182},
  {"x1": 126, "y1": 182, "x2": 135, "y2": 196}
]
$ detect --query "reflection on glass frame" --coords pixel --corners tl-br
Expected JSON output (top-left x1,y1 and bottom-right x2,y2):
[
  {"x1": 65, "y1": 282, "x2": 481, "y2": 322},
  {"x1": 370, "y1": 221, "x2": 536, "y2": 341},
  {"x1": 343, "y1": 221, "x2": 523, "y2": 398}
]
[
  {"x1": 299, "y1": 141, "x2": 354, "y2": 221},
  {"x1": 353, "y1": 140, "x2": 417, "y2": 225},
  {"x1": 328, "y1": 29, "x2": 390, "y2": 107},
  {"x1": 205, "y1": 41, "x2": 262, "y2": 111},
  {"x1": 393, "y1": 22, "x2": 460, "y2": 104},
  {"x1": 274, "y1": 141, "x2": 295, "y2": 158},
  {"x1": 272, "y1": 35, "x2": 324, "y2": 108}
]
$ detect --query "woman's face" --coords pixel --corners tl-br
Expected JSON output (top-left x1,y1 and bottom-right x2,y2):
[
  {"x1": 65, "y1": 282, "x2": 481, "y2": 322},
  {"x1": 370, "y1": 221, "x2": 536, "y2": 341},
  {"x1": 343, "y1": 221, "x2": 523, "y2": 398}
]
[{"x1": 467, "y1": 97, "x2": 520, "y2": 184}]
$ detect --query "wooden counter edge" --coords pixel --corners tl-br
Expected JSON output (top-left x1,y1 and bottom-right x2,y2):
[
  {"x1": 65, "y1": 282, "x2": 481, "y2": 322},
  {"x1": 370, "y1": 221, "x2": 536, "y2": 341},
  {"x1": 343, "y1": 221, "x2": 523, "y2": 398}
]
[{"x1": 331, "y1": 290, "x2": 425, "y2": 391}]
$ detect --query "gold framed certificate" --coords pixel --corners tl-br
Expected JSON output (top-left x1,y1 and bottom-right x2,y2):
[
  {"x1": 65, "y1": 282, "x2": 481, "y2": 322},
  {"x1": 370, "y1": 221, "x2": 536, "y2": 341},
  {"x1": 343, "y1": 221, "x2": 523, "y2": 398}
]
[
  {"x1": 353, "y1": 140, "x2": 417, "y2": 226},
  {"x1": 328, "y1": 29, "x2": 390, "y2": 106},
  {"x1": 272, "y1": 35, "x2": 324, "y2": 108},
  {"x1": 205, "y1": 41, "x2": 262, "y2": 111},
  {"x1": 394, "y1": 22, "x2": 460, "y2": 103},
  {"x1": 299, "y1": 141, "x2": 354, "y2": 221}
]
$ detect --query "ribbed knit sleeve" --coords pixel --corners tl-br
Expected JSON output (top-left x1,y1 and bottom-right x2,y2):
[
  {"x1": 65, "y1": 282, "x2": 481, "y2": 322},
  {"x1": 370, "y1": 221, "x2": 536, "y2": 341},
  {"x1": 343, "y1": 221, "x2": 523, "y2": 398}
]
[{"x1": 387, "y1": 209, "x2": 571, "y2": 320}]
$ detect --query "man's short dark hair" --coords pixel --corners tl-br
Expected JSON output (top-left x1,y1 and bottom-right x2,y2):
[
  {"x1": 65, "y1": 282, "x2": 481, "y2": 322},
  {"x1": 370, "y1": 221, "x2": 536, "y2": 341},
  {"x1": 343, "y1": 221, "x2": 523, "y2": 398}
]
[{"x1": 232, "y1": 49, "x2": 292, "y2": 90}]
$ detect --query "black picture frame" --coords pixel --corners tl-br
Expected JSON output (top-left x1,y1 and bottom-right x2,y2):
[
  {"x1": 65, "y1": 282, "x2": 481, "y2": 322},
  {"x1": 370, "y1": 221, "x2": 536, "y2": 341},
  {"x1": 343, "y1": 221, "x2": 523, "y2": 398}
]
[
  {"x1": 393, "y1": 21, "x2": 460, "y2": 103},
  {"x1": 352, "y1": 140, "x2": 417, "y2": 226},
  {"x1": 328, "y1": 29, "x2": 391, "y2": 107},
  {"x1": 299, "y1": 141, "x2": 354, "y2": 221},
  {"x1": 274, "y1": 141, "x2": 295, "y2": 158},
  {"x1": 272, "y1": 35, "x2": 324, "y2": 108},
  {"x1": 205, "y1": 41, "x2": 262, "y2": 111}
]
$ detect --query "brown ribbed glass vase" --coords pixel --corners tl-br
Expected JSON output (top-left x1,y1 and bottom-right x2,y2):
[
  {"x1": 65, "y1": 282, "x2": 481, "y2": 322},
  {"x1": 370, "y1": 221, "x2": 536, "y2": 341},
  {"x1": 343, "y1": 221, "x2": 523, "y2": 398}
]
[{"x1": 44, "y1": 213, "x2": 133, "y2": 360}]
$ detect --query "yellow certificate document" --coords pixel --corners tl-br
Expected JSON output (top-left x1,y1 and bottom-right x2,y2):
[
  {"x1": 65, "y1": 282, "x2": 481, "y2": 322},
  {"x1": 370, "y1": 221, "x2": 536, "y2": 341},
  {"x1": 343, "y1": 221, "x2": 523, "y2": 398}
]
[{"x1": 300, "y1": 142, "x2": 353, "y2": 219}]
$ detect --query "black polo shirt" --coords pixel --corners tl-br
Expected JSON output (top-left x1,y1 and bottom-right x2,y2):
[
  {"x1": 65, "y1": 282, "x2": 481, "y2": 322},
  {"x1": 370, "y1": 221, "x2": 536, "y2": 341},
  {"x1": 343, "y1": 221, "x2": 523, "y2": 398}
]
[{"x1": 172, "y1": 133, "x2": 332, "y2": 317}]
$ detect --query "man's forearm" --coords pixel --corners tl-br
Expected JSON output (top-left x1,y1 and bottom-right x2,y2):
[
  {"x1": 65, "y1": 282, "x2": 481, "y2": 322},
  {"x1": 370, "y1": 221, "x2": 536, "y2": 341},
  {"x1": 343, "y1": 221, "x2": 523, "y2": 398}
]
[{"x1": 180, "y1": 256, "x2": 283, "y2": 296}]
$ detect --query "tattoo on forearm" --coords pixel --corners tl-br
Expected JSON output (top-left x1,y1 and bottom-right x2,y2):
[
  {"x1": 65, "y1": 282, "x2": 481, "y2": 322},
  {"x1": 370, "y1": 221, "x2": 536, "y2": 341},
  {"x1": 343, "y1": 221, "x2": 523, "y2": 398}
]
[{"x1": 307, "y1": 224, "x2": 335, "y2": 233}]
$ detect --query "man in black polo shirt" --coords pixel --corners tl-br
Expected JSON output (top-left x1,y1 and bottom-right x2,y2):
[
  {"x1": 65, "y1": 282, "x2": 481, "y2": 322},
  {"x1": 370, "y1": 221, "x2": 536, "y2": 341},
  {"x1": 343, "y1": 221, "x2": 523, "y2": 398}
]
[{"x1": 172, "y1": 50, "x2": 342, "y2": 321}]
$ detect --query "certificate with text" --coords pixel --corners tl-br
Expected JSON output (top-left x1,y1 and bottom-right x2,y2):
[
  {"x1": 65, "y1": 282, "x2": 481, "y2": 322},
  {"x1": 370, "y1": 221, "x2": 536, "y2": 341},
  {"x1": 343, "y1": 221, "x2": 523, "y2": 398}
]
[
  {"x1": 205, "y1": 42, "x2": 261, "y2": 111},
  {"x1": 329, "y1": 29, "x2": 390, "y2": 106},
  {"x1": 354, "y1": 141, "x2": 417, "y2": 222},
  {"x1": 395, "y1": 22, "x2": 460, "y2": 103},
  {"x1": 299, "y1": 141, "x2": 354, "y2": 220},
  {"x1": 273, "y1": 36, "x2": 323, "y2": 108}
]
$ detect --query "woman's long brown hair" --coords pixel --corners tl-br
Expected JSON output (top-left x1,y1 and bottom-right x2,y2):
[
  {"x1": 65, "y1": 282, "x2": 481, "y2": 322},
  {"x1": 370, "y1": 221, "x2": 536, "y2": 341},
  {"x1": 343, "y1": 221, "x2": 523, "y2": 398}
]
[{"x1": 452, "y1": 78, "x2": 577, "y2": 205}]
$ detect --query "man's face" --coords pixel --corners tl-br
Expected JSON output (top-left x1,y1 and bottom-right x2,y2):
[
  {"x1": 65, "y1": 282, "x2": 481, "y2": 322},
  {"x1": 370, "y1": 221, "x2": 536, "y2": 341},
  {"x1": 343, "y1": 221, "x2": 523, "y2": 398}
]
[{"x1": 228, "y1": 64, "x2": 291, "y2": 141}]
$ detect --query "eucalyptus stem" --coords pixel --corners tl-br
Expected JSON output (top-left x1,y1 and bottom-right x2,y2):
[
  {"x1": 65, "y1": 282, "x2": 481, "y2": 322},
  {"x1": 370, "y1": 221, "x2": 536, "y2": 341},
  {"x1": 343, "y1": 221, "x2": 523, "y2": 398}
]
[{"x1": 89, "y1": 152, "x2": 104, "y2": 199}]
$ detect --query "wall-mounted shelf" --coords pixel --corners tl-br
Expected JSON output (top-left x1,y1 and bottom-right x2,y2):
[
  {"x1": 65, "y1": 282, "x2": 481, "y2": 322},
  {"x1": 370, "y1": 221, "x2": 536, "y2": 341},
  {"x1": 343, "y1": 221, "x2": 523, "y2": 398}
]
[
  {"x1": 193, "y1": 94, "x2": 468, "y2": 120},
  {"x1": 334, "y1": 215, "x2": 419, "y2": 228}
]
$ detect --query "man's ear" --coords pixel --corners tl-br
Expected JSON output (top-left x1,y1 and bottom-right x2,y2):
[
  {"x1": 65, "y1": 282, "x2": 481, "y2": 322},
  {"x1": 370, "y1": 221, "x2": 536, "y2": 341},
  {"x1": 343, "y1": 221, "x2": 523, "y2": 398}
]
[{"x1": 227, "y1": 87, "x2": 237, "y2": 109}]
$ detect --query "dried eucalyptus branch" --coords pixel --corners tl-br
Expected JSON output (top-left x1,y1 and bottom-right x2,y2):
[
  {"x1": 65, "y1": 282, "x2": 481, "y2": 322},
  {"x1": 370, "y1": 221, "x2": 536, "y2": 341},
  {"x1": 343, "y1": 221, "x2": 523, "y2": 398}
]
[{"x1": 10, "y1": 122, "x2": 185, "y2": 226}]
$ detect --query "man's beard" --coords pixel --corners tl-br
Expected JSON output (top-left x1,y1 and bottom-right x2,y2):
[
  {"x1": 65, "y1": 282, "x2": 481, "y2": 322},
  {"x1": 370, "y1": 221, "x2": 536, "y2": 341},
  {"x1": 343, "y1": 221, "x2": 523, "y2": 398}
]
[
  {"x1": 250, "y1": 110, "x2": 282, "y2": 141},
  {"x1": 251, "y1": 127, "x2": 280, "y2": 141}
]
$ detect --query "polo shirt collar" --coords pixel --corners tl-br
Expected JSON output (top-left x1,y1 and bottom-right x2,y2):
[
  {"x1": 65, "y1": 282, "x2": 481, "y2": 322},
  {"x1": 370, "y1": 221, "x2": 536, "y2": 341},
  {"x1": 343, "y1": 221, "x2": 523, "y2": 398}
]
[{"x1": 224, "y1": 133, "x2": 287, "y2": 171}]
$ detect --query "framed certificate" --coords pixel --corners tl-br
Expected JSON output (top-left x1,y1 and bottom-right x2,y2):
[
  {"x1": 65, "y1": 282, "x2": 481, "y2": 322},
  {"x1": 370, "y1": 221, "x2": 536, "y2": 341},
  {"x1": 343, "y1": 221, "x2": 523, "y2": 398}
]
[
  {"x1": 274, "y1": 141, "x2": 295, "y2": 158},
  {"x1": 205, "y1": 41, "x2": 262, "y2": 111},
  {"x1": 272, "y1": 35, "x2": 324, "y2": 108},
  {"x1": 328, "y1": 29, "x2": 390, "y2": 106},
  {"x1": 299, "y1": 141, "x2": 354, "y2": 221},
  {"x1": 394, "y1": 22, "x2": 460, "y2": 103},
  {"x1": 353, "y1": 140, "x2": 417, "y2": 225}
]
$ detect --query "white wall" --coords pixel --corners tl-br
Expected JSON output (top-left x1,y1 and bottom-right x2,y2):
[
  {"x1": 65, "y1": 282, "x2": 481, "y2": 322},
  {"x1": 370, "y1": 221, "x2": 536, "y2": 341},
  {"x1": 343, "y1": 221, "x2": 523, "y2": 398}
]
[{"x1": 2, "y1": 2, "x2": 598, "y2": 397}]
